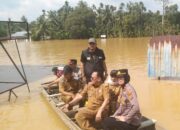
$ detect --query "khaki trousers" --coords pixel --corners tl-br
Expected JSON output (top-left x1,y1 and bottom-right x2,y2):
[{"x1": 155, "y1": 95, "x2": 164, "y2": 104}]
[
  {"x1": 75, "y1": 107, "x2": 97, "y2": 130},
  {"x1": 61, "y1": 95, "x2": 72, "y2": 103}
]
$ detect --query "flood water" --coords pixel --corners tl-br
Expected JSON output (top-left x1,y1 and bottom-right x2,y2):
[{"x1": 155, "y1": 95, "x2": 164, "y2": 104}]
[{"x1": 0, "y1": 38, "x2": 180, "y2": 130}]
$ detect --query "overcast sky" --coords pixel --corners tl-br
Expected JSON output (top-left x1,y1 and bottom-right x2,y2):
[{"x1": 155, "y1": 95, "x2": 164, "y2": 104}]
[{"x1": 0, "y1": 0, "x2": 180, "y2": 22}]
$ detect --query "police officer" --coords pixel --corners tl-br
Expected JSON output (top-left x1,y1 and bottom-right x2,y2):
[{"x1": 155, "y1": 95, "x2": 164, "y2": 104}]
[
  {"x1": 59, "y1": 65, "x2": 82, "y2": 103},
  {"x1": 64, "y1": 71, "x2": 109, "y2": 130},
  {"x1": 81, "y1": 38, "x2": 108, "y2": 83},
  {"x1": 102, "y1": 69, "x2": 141, "y2": 130}
]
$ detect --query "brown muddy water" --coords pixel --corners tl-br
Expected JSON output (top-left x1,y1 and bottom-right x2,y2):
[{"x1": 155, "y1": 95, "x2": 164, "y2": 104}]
[{"x1": 0, "y1": 38, "x2": 180, "y2": 130}]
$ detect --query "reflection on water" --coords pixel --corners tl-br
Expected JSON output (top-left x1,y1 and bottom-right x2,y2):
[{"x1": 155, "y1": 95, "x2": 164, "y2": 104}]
[
  {"x1": 0, "y1": 38, "x2": 180, "y2": 130},
  {"x1": 148, "y1": 36, "x2": 180, "y2": 78}
]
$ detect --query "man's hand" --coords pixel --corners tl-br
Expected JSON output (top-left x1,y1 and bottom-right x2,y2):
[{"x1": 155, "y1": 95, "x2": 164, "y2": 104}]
[
  {"x1": 61, "y1": 104, "x2": 69, "y2": 112},
  {"x1": 62, "y1": 103, "x2": 73, "y2": 112},
  {"x1": 41, "y1": 83, "x2": 45, "y2": 85},
  {"x1": 95, "y1": 112, "x2": 102, "y2": 122},
  {"x1": 115, "y1": 116, "x2": 126, "y2": 122},
  {"x1": 70, "y1": 93, "x2": 75, "y2": 98}
]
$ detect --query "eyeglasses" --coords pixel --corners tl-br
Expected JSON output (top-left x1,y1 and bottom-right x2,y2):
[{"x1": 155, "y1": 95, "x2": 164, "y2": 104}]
[{"x1": 89, "y1": 42, "x2": 96, "y2": 45}]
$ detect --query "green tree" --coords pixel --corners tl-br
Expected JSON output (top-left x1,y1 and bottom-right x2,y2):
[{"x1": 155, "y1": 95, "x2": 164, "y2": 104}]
[
  {"x1": 0, "y1": 22, "x2": 8, "y2": 37},
  {"x1": 29, "y1": 1, "x2": 180, "y2": 40},
  {"x1": 21, "y1": 15, "x2": 28, "y2": 22},
  {"x1": 165, "y1": 4, "x2": 180, "y2": 34},
  {"x1": 65, "y1": 1, "x2": 96, "y2": 38},
  {"x1": 122, "y1": 2, "x2": 146, "y2": 37},
  {"x1": 156, "y1": 0, "x2": 169, "y2": 34},
  {"x1": 115, "y1": 3, "x2": 125, "y2": 37},
  {"x1": 94, "y1": 3, "x2": 117, "y2": 37},
  {"x1": 31, "y1": 10, "x2": 49, "y2": 40}
]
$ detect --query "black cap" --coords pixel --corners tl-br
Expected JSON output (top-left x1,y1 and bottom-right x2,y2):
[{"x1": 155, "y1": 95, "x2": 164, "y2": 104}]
[
  {"x1": 63, "y1": 65, "x2": 73, "y2": 75},
  {"x1": 52, "y1": 67, "x2": 58, "y2": 72},
  {"x1": 110, "y1": 70, "x2": 118, "y2": 77},
  {"x1": 69, "y1": 59, "x2": 77, "y2": 65},
  {"x1": 116, "y1": 69, "x2": 128, "y2": 78},
  {"x1": 117, "y1": 69, "x2": 130, "y2": 84}
]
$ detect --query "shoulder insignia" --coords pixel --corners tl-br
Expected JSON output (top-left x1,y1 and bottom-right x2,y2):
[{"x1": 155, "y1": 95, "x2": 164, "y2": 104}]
[{"x1": 127, "y1": 89, "x2": 133, "y2": 100}]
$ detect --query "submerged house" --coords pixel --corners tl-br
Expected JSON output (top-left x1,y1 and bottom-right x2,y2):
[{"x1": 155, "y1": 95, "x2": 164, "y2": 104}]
[
  {"x1": 148, "y1": 35, "x2": 180, "y2": 79},
  {"x1": 11, "y1": 31, "x2": 31, "y2": 42}
]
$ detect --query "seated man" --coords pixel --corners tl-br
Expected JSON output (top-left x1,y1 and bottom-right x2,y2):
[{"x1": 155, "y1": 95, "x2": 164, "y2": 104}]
[
  {"x1": 68, "y1": 59, "x2": 82, "y2": 80},
  {"x1": 42, "y1": 66, "x2": 63, "y2": 92},
  {"x1": 107, "y1": 70, "x2": 121, "y2": 115},
  {"x1": 59, "y1": 65, "x2": 82, "y2": 103},
  {"x1": 43, "y1": 59, "x2": 81, "y2": 90},
  {"x1": 64, "y1": 71, "x2": 109, "y2": 130}
]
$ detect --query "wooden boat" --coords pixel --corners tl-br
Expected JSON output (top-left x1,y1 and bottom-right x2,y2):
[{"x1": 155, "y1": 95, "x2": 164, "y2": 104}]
[
  {"x1": 41, "y1": 86, "x2": 158, "y2": 130},
  {"x1": 41, "y1": 86, "x2": 81, "y2": 130}
]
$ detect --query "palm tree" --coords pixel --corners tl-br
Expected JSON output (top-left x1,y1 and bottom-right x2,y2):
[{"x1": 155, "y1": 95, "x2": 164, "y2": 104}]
[{"x1": 31, "y1": 10, "x2": 49, "y2": 40}]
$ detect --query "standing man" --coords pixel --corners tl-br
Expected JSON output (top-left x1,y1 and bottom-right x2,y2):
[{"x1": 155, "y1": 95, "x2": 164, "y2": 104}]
[{"x1": 81, "y1": 38, "x2": 108, "y2": 83}]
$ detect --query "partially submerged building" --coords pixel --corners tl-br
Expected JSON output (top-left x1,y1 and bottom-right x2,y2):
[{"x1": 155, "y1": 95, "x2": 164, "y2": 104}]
[{"x1": 148, "y1": 35, "x2": 180, "y2": 79}]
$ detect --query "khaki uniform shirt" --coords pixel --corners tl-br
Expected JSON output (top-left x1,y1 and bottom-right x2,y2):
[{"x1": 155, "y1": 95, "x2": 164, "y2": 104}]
[
  {"x1": 109, "y1": 84, "x2": 120, "y2": 101},
  {"x1": 80, "y1": 83, "x2": 109, "y2": 110},
  {"x1": 109, "y1": 84, "x2": 121, "y2": 114},
  {"x1": 114, "y1": 83, "x2": 141, "y2": 126},
  {"x1": 59, "y1": 75, "x2": 82, "y2": 94}
]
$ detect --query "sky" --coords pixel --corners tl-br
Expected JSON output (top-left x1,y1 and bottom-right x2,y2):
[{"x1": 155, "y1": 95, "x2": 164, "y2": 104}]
[{"x1": 0, "y1": 0, "x2": 180, "y2": 22}]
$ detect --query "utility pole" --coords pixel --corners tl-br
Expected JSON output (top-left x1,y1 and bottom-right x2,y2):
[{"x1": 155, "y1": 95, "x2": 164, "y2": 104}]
[
  {"x1": 42, "y1": 10, "x2": 46, "y2": 40},
  {"x1": 160, "y1": 0, "x2": 169, "y2": 35}
]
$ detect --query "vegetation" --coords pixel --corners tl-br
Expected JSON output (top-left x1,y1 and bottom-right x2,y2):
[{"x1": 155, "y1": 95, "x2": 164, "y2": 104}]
[
  {"x1": 1, "y1": 1, "x2": 180, "y2": 40},
  {"x1": 0, "y1": 16, "x2": 28, "y2": 38}
]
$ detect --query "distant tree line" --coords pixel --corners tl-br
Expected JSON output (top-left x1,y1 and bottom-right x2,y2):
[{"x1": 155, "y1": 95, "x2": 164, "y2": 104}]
[{"x1": 1, "y1": 1, "x2": 180, "y2": 40}]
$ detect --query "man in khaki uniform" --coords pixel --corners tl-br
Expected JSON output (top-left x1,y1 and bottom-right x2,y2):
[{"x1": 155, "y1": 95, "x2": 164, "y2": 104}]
[
  {"x1": 64, "y1": 71, "x2": 109, "y2": 130},
  {"x1": 59, "y1": 65, "x2": 82, "y2": 103},
  {"x1": 107, "y1": 70, "x2": 121, "y2": 115}
]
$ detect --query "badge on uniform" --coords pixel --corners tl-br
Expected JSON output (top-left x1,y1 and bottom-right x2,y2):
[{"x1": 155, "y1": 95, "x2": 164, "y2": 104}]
[
  {"x1": 127, "y1": 90, "x2": 133, "y2": 100},
  {"x1": 87, "y1": 57, "x2": 91, "y2": 60}
]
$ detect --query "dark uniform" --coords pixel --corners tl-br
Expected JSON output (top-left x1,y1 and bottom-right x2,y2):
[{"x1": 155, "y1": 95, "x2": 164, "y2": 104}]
[
  {"x1": 75, "y1": 83, "x2": 109, "y2": 130},
  {"x1": 59, "y1": 76, "x2": 82, "y2": 103},
  {"x1": 81, "y1": 48, "x2": 105, "y2": 83}
]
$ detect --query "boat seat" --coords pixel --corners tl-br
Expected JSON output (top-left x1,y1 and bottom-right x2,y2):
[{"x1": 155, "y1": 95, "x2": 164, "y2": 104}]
[
  {"x1": 56, "y1": 102, "x2": 65, "y2": 107},
  {"x1": 138, "y1": 116, "x2": 156, "y2": 130}
]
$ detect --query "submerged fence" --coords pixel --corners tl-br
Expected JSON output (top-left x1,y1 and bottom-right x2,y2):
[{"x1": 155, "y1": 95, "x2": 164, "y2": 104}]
[{"x1": 148, "y1": 35, "x2": 180, "y2": 78}]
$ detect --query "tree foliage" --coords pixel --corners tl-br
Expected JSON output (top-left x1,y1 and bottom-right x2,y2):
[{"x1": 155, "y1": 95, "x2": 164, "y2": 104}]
[
  {"x1": 64, "y1": 1, "x2": 96, "y2": 38},
  {"x1": 1, "y1": 1, "x2": 179, "y2": 40}
]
